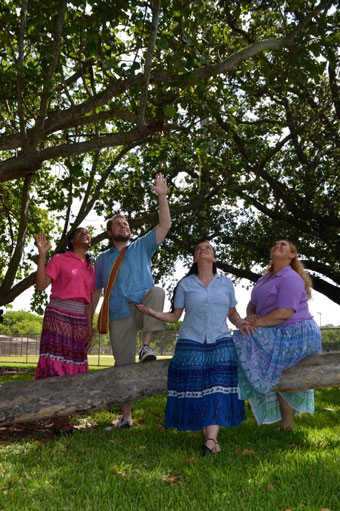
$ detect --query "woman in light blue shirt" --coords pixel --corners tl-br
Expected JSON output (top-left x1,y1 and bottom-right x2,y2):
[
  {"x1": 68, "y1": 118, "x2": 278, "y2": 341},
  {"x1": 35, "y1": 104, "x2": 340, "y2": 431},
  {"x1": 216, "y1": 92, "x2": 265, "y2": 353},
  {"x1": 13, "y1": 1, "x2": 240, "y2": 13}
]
[{"x1": 137, "y1": 241, "x2": 250, "y2": 456}]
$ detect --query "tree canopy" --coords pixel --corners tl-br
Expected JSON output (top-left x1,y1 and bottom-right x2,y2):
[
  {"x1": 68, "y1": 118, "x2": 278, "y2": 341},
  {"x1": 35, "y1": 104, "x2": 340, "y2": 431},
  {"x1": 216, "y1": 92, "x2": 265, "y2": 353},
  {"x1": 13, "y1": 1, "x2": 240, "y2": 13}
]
[{"x1": 0, "y1": 0, "x2": 339, "y2": 309}]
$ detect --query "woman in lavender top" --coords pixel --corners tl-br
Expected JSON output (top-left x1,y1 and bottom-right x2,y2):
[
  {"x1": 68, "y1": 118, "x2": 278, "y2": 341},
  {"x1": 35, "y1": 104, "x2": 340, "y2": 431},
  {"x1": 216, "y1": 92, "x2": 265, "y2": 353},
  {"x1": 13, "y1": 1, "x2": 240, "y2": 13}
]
[{"x1": 233, "y1": 240, "x2": 322, "y2": 430}]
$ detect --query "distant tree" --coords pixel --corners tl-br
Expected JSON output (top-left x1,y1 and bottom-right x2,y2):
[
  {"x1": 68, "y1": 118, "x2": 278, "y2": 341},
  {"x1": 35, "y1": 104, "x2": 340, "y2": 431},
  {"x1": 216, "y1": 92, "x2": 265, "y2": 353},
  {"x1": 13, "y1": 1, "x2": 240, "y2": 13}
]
[{"x1": 0, "y1": 310, "x2": 43, "y2": 335}]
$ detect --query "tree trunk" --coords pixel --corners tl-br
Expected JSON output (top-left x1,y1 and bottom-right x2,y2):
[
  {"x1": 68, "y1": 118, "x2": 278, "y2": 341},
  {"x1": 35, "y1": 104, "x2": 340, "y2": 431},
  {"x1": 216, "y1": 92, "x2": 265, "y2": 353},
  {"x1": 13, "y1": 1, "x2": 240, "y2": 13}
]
[{"x1": 0, "y1": 353, "x2": 339, "y2": 426}]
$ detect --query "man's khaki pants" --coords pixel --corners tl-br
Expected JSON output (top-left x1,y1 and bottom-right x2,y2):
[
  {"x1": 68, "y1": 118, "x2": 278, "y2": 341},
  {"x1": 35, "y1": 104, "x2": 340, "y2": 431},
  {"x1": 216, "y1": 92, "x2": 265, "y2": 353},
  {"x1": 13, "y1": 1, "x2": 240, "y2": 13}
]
[{"x1": 109, "y1": 286, "x2": 165, "y2": 366}]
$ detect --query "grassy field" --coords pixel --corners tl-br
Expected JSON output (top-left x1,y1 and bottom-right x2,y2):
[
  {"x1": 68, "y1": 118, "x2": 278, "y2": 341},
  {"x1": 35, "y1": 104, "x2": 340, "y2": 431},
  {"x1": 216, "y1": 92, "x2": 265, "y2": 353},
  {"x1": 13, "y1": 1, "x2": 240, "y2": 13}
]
[
  {"x1": 0, "y1": 354, "x2": 115, "y2": 366},
  {"x1": 0, "y1": 368, "x2": 339, "y2": 511},
  {"x1": 0, "y1": 355, "x2": 171, "y2": 367}
]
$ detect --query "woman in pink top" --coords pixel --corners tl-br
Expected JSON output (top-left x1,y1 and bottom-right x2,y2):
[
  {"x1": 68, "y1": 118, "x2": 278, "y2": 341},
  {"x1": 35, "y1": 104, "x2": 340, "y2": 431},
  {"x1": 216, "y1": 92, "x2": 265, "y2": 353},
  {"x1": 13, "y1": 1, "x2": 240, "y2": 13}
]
[
  {"x1": 35, "y1": 227, "x2": 96, "y2": 434},
  {"x1": 233, "y1": 240, "x2": 322, "y2": 430}
]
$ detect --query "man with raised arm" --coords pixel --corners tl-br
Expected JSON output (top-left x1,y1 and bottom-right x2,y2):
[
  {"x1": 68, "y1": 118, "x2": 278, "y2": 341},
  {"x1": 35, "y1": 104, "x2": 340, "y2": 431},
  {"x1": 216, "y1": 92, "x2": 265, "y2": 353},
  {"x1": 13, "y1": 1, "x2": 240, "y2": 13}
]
[{"x1": 92, "y1": 173, "x2": 171, "y2": 428}]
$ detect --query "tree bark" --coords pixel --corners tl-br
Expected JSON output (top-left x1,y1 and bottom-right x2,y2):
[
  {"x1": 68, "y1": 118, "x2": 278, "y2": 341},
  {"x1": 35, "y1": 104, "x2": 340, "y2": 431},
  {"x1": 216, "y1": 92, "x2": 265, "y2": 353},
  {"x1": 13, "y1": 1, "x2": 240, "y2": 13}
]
[
  {"x1": 272, "y1": 352, "x2": 340, "y2": 392},
  {"x1": 0, "y1": 353, "x2": 339, "y2": 426}
]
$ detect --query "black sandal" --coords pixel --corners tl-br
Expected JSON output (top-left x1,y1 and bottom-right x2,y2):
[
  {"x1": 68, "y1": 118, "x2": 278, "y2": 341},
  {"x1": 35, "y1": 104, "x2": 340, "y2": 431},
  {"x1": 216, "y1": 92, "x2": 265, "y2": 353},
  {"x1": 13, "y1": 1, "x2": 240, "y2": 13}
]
[{"x1": 202, "y1": 438, "x2": 218, "y2": 456}]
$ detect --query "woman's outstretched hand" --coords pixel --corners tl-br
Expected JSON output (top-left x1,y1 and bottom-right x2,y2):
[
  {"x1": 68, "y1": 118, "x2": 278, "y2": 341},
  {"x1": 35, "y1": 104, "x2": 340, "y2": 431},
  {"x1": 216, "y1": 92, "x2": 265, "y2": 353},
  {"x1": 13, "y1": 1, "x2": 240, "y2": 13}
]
[
  {"x1": 136, "y1": 303, "x2": 157, "y2": 318},
  {"x1": 36, "y1": 233, "x2": 51, "y2": 255}
]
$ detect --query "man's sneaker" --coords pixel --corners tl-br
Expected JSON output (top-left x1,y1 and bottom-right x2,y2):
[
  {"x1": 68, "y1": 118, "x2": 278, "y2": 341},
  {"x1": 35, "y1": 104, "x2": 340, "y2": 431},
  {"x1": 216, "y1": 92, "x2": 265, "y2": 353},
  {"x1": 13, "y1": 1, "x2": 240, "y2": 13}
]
[
  {"x1": 139, "y1": 345, "x2": 157, "y2": 362},
  {"x1": 114, "y1": 419, "x2": 131, "y2": 429}
]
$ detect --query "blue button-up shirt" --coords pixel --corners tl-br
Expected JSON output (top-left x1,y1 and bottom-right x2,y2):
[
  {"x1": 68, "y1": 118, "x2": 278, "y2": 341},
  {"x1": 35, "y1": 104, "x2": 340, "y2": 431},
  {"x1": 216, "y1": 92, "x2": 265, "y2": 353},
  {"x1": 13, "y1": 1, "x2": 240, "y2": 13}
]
[
  {"x1": 95, "y1": 228, "x2": 158, "y2": 321},
  {"x1": 174, "y1": 274, "x2": 237, "y2": 343}
]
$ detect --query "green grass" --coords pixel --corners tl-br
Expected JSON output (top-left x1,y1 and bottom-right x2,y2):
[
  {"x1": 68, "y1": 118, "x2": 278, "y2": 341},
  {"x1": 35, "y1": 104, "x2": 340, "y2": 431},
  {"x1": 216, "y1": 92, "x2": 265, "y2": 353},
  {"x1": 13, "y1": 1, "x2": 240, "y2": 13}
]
[
  {"x1": 0, "y1": 354, "x2": 170, "y2": 366},
  {"x1": 0, "y1": 355, "x2": 115, "y2": 366},
  {"x1": 0, "y1": 369, "x2": 339, "y2": 511}
]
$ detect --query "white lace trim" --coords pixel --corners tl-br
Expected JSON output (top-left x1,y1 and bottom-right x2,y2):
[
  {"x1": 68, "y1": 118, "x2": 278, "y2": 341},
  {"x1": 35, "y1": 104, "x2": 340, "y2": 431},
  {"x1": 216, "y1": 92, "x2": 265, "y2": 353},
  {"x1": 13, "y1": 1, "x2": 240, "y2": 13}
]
[
  {"x1": 168, "y1": 386, "x2": 239, "y2": 399},
  {"x1": 39, "y1": 353, "x2": 87, "y2": 365}
]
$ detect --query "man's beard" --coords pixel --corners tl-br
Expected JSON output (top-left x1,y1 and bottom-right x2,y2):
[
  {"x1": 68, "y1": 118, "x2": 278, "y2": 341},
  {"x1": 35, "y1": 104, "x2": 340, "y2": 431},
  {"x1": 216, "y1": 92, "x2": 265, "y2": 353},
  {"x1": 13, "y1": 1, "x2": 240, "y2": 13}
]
[{"x1": 111, "y1": 234, "x2": 131, "y2": 242}]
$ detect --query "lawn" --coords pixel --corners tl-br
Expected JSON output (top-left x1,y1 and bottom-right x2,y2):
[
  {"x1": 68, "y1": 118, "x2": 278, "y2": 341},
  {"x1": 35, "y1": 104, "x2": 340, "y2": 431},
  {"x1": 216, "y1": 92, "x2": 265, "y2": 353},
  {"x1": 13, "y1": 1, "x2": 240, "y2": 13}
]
[
  {"x1": 0, "y1": 354, "x2": 170, "y2": 367},
  {"x1": 0, "y1": 355, "x2": 116, "y2": 366},
  {"x1": 0, "y1": 367, "x2": 339, "y2": 511}
]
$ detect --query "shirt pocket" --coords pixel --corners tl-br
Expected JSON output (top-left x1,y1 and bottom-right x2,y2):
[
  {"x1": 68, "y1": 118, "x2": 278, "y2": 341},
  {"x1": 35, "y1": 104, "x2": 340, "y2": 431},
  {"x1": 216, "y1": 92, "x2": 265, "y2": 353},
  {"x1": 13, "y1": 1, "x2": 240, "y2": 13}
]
[{"x1": 262, "y1": 282, "x2": 279, "y2": 310}]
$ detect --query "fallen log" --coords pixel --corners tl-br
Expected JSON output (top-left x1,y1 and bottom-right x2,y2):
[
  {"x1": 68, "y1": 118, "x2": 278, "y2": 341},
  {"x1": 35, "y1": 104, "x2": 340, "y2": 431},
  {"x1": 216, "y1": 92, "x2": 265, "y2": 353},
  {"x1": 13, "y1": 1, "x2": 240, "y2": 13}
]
[
  {"x1": 272, "y1": 351, "x2": 340, "y2": 392},
  {"x1": 0, "y1": 352, "x2": 339, "y2": 426}
]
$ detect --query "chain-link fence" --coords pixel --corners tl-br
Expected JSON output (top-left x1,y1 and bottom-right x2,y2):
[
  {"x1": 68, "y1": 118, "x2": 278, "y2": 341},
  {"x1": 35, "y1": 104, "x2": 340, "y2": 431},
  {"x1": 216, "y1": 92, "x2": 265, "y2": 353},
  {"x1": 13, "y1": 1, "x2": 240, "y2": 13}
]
[
  {"x1": 0, "y1": 329, "x2": 178, "y2": 366},
  {"x1": 1, "y1": 327, "x2": 339, "y2": 366}
]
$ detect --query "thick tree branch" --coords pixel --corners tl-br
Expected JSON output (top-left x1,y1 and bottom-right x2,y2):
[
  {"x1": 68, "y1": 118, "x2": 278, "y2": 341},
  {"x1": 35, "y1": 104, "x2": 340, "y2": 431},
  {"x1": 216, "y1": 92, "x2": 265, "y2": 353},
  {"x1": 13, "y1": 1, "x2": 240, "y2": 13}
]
[
  {"x1": 0, "y1": 192, "x2": 15, "y2": 250},
  {"x1": 288, "y1": 0, "x2": 333, "y2": 38},
  {"x1": 0, "y1": 127, "x2": 154, "y2": 182},
  {"x1": 303, "y1": 260, "x2": 340, "y2": 287},
  {"x1": 235, "y1": 189, "x2": 293, "y2": 223},
  {"x1": 0, "y1": 107, "x2": 138, "y2": 151},
  {"x1": 0, "y1": 174, "x2": 33, "y2": 292},
  {"x1": 1, "y1": 1, "x2": 329, "y2": 150},
  {"x1": 75, "y1": 152, "x2": 100, "y2": 221},
  {"x1": 56, "y1": 146, "x2": 137, "y2": 252},
  {"x1": 173, "y1": 38, "x2": 295, "y2": 85},
  {"x1": 32, "y1": 0, "x2": 67, "y2": 144},
  {"x1": 217, "y1": 261, "x2": 260, "y2": 283},
  {"x1": 16, "y1": 0, "x2": 28, "y2": 142},
  {"x1": 60, "y1": 166, "x2": 73, "y2": 240},
  {"x1": 0, "y1": 274, "x2": 36, "y2": 307},
  {"x1": 215, "y1": 112, "x2": 302, "y2": 214},
  {"x1": 0, "y1": 0, "x2": 330, "y2": 169},
  {"x1": 137, "y1": 0, "x2": 161, "y2": 128},
  {"x1": 0, "y1": 121, "x2": 190, "y2": 182},
  {"x1": 284, "y1": 101, "x2": 312, "y2": 169},
  {"x1": 310, "y1": 275, "x2": 340, "y2": 306},
  {"x1": 327, "y1": 46, "x2": 340, "y2": 120}
]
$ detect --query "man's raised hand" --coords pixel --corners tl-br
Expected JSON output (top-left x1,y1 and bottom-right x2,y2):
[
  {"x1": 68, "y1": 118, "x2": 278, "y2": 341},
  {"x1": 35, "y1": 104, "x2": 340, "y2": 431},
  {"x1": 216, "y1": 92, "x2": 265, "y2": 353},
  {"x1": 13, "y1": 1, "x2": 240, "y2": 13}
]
[{"x1": 151, "y1": 173, "x2": 168, "y2": 196}]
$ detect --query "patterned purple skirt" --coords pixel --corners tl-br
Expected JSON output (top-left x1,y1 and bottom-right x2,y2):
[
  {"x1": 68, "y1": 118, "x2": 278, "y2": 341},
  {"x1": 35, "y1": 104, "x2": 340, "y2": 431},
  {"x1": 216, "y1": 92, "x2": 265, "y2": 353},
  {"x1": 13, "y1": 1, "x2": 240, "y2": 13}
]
[
  {"x1": 35, "y1": 298, "x2": 89, "y2": 379},
  {"x1": 233, "y1": 319, "x2": 322, "y2": 425},
  {"x1": 233, "y1": 319, "x2": 322, "y2": 396}
]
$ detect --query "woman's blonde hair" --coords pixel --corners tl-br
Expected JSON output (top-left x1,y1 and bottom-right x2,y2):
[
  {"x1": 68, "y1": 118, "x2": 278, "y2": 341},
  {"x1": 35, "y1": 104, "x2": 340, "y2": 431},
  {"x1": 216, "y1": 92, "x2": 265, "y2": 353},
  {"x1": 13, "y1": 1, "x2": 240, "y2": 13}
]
[{"x1": 265, "y1": 240, "x2": 312, "y2": 299}]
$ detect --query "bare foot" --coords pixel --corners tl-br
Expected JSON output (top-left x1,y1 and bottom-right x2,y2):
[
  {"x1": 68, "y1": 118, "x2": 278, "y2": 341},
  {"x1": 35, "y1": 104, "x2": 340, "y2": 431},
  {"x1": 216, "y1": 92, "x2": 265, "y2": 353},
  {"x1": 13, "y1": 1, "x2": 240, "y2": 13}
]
[{"x1": 274, "y1": 425, "x2": 294, "y2": 432}]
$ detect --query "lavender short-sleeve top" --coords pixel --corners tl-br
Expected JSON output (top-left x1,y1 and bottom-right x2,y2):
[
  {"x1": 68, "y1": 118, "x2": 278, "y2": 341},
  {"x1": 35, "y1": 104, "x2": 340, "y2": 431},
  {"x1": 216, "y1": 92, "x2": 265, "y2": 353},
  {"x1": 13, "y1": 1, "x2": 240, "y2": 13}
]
[{"x1": 250, "y1": 266, "x2": 312, "y2": 325}]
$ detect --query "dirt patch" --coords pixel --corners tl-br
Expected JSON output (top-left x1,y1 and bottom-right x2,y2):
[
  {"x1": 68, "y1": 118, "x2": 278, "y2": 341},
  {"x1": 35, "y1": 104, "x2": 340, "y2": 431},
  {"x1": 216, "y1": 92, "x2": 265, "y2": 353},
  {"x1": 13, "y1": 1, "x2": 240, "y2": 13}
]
[
  {"x1": 0, "y1": 420, "x2": 55, "y2": 442},
  {"x1": 0, "y1": 420, "x2": 93, "y2": 442}
]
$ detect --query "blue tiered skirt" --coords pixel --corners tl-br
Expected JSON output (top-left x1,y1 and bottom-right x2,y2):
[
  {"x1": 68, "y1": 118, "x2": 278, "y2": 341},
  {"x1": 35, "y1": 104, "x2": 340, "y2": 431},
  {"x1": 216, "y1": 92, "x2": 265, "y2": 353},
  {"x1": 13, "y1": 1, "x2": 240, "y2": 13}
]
[
  {"x1": 233, "y1": 319, "x2": 322, "y2": 425},
  {"x1": 165, "y1": 337, "x2": 246, "y2": 431}
]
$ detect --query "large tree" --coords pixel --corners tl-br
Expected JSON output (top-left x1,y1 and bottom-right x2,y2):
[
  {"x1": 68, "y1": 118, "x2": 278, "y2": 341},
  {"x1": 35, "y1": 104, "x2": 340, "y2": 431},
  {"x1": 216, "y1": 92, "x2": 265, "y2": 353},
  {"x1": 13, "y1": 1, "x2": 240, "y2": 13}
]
[{"x1": 0, "y1": 0, "x2": 337, "y2": 309}]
